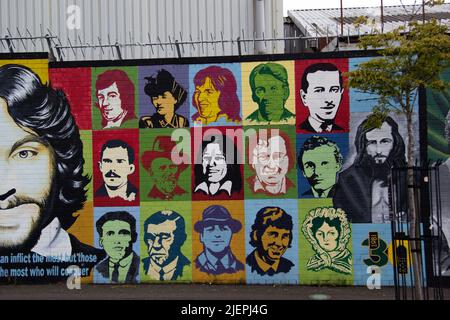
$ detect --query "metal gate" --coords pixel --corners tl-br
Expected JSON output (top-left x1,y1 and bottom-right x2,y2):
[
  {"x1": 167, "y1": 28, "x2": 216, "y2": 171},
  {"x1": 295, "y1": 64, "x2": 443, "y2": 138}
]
[{"x1": 389, "y1": 163, "x2": 445, "y2": 300}]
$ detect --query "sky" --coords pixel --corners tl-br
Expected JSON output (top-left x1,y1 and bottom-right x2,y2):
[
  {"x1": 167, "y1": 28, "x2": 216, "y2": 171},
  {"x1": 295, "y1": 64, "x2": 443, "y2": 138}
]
[{"x1": 283, "y1": 0, "x2": 441, "y2": 16}]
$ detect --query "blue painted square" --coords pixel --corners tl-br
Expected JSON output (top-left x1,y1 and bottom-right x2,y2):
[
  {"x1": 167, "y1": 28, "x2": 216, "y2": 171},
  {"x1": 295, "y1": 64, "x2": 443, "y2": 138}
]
[
  {"x1": 93, "y1": 206, "x2": 140, "y2": 284},
  {"x1": 296, "y1": 133, "x2": 349, "y2": 199},
  {"x1": 244, "y1": 199, "x2": 299, "y2": 284},
  {"x1": 189, "y1": 63, "x2": 243, "y2": 126},
  {"x1": 352, "y1": 224, "x2": 395, "y2": 286}
]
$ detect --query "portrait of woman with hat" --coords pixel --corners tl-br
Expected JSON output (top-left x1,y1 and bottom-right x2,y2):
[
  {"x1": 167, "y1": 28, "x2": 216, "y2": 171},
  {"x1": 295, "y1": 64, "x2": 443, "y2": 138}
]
[{"x1": 139, "y1": 69, "x2": 189, "y2": 128}]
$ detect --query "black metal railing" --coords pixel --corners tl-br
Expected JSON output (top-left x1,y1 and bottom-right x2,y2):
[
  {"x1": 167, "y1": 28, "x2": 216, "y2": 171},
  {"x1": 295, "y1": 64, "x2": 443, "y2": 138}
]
[{"x1": 389, "y1": 163, "x2": 445, "y2": 300}]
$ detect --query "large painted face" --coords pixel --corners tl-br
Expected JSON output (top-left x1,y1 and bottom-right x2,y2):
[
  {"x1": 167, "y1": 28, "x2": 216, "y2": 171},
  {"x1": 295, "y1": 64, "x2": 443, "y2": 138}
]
[
  {"x1": 97, "y1": 82, "x2": 124, "y2": 122},
  {"x1": 152, "y1": 91, "x2": 177, "y2": 116},
  {"x1": 150, "y1": 157, "x2": 178, "y2": 194},
  {"x1": 314, "y1": 221, "x2": 339, "y2": 252},
  {"x1": 200, "y1": 224, "x2": 232, "y2": 254},
  {"x1": 0, "y1": 98, "x2": 54, "y2": 249},
  {"x1": 302, "y1": 145, "x2": 341, "y2": 193},
  {"x1": 260, "y1": 225, "x2": 290, "y2": 262},
  {"x1": 202, "y1": 142, "x2": 227, "y2": 183},
  {"x1": 252, "y1": 136, "x2": 288, "y2": 187},
  {"x1": 253, "y1": 73, "x2": 288, "y2": 120},
  {"x1": 146, "y1": 219, "x2": 177, "y2": 266},
  {"x1": 100, "y1": 220, "x2": 132, "y2": 262},
  {"x1": 194, "y1": 77, "x2": 221, "y2": 120},
  {"x1": 99, "y1": 146, "x2": 135, "y2": 189},
  {"x1": 300, "y1": 70, "x2": 343, "y2": 122},
  {"x1": 365, "y1": 122, "x2": 394, "y2": 164}
]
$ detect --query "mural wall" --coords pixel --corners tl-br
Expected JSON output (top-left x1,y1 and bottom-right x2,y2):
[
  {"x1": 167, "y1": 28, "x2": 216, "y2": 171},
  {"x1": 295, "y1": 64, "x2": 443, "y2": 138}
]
[
  {"x1": 0, "y1": 54, "x2": 421, "y2": 285},
  {"x1": 427, "y1": 68, "x2": 450, "y2": 278}
]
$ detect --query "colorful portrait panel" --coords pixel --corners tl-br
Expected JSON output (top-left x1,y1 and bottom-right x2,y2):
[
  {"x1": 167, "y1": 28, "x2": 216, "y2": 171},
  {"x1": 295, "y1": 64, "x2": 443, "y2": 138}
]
[
  {"x1": 93, "y1": 129, "x2": 140, "y2": 207},
  {"x1": 242, "y1": 60, "x2": 296, "y2": 126},
  {"x1": 299, "y1": 199, "x2": 354, "y2": 285},
  {"x1": 93, "y1": 206, "x2": 140, "y2": 284},
  {"x1": 140, "y1": 201, "x2": 192, "y2": 283},
  {"x1": 244, "y1": 125, "x2": 297, "y2": 199},
  {"x1": 92, "y1": 66, "x2": 139, "y2": 130},
  {"x1": 192, "y1": 201, "x2": 246, "y2": 283},
  {"x1": 189, "y1": 63, "x2": 242, "y2": 127},
  {"x1": 296, "y1": 58, "x2": 349, "y2": 134},
  {"x1": 0, "y1": 61, "x2": 104, "y2": 283},
  {"x1": 140, "y1": 128, "x2": 191, "y2": 202},
  {"x1": 138, "y1": 65, "x2": 190, "y2": 129},
  {"x1": 191, "y1": 126, "x2": 244, "y2": 201},
  {"x1": 297, "y1": 133, "x2": 349, "y2": 199},
  {"x1": 245, "y1": 199, "x2": 299, "y2": 284}
]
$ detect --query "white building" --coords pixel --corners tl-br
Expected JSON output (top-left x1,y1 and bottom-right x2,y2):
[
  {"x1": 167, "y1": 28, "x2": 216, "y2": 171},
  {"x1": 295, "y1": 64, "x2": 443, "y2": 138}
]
[{"x1": 286, "y1": 3, "x2": 450, "y2": 52}]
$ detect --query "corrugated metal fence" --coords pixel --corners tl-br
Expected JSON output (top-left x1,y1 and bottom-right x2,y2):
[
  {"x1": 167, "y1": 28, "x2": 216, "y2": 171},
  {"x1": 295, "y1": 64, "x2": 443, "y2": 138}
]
[{"x1": 0, "y1": 0, "x2": 284, "y2": 60}]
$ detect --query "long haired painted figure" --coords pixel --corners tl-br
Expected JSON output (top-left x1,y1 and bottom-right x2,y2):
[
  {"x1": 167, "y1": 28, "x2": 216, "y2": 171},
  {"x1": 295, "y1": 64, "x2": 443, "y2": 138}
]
[
  {"x1": 0, "y1": 64, "x2": 103, "y2": 281},
  {"x1": 192, "y1": 66, "x2": 241, "y2": 125}
]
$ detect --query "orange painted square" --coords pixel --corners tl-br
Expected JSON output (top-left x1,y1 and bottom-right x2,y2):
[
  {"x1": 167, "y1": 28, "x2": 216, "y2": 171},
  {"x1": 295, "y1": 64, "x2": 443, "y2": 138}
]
[{"x1": 192, "y1": 200, "x2": 246, "y2": 284}]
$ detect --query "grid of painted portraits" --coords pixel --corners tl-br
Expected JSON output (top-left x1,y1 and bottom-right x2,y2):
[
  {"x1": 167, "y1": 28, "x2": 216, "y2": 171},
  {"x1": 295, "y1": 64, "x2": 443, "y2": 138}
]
[{"x1": 49, "y1": 57, "x2": 419, "y2": 285}]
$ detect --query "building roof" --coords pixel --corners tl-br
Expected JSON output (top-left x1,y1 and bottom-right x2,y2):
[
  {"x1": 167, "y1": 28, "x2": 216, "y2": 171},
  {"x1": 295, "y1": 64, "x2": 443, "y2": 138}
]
[{"x1": 288, "y1": 3, "x2": 450, "y2": 38}]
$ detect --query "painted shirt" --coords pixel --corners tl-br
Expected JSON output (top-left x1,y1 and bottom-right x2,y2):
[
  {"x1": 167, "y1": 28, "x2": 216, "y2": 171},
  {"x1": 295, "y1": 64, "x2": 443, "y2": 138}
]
[
  {"x1": 195, "y1": 250, "x2": 244, "y2": 275},
  {"x1": 139, "y1": 113, "x2": 189, "y2": 128}
]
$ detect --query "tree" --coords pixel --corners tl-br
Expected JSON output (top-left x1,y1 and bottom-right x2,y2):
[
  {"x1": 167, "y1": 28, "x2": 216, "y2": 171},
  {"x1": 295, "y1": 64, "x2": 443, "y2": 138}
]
[{"x1": 346, "y1": 17, "x2": 449, "y2": 299}]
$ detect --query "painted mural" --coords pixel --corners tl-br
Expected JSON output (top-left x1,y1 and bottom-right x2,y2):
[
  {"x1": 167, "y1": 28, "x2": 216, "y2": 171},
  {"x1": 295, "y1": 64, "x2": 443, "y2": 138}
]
[
  {"x1": 0, "y1": 55, "x2": 423, "y2": 285},
  {"x1": 427, "y1": 68, "x2": 450, "y2": 277}
]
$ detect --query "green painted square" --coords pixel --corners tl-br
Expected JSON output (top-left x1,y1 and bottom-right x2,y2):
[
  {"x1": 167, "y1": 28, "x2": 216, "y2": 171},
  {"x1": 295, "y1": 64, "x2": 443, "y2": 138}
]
[
  {"x1": 140, "y1": 201, "x2": 192, "y2": 283},
  {"x1": 91, "y1": 66, "x2": 139, "y2": 130},
  {"x1": 139, "y1": 128, "x2": 191, "y2": 201},
  {"x1": 298, "y1": 199, "x2": 354, "y2": 285}
]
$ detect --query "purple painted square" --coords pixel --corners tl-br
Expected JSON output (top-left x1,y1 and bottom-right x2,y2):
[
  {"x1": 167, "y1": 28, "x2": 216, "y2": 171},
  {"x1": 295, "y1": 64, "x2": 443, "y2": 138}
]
[{"x1": 138, "y1": 65, "x2": 190, "y2": 124}]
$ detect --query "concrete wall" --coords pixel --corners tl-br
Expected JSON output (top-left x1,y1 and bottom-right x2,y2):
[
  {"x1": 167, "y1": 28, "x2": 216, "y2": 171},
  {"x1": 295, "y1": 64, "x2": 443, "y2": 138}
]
[{"x1": 0, "y1": 52, "x2": 421, "y2": 285}]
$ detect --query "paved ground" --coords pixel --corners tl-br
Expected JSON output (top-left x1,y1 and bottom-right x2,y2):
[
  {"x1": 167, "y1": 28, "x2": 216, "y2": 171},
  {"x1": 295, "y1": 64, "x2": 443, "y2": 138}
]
[{"x1": 0, "y1": 283, "x2": 448, "y2": 300}]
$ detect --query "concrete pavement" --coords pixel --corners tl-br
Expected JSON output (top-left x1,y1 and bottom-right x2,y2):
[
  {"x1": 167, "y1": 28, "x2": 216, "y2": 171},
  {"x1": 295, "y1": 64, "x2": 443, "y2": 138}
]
[{"x1": 0, "y1": 283, "x2": 448, "y2": 300}]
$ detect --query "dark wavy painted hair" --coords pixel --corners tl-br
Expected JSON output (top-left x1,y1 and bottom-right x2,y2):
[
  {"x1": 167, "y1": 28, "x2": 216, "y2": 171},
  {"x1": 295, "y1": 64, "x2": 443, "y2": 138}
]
[
  {"x1": 249, "y1": 206, "x2": 293, "y2": 249},
  {"x1": 298, "y1": 135, "x2": 343, "y2": 172},
  {"x1": 311, "y1": 216, "x2": 341, "y2": 240},
  {"x1": 96, "y1": 211, "x2": 138, "y2": 243},
  {"x1": 194, "y1": 133, "x2": 243, "y2": 195},
  {"x1": 0, "y1": 64, "x2": 90, "y2": 230}
]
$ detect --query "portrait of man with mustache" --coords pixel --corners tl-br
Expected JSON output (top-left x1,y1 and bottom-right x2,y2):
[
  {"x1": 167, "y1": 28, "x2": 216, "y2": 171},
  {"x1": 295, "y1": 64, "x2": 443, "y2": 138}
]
[
  {"x1": 95, "y1": 140, "x2": 138, "y2": 202},
  {"x1": 298, "y1": 63, "x2": 345, "y2": 133},
  {"x1": 0, "y1": 64, "x2": 104, "y2": 282}
]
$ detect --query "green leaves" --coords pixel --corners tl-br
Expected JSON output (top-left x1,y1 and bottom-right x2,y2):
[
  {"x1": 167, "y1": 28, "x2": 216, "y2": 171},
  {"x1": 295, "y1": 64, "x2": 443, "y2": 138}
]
[
  {"x1": 347, "y1": 19, "x2": 450, "y2": 165},
  {"x1": 347, "y1": 19, "x2": 449, "y2": 117}
]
